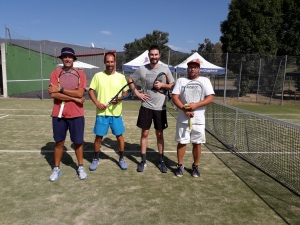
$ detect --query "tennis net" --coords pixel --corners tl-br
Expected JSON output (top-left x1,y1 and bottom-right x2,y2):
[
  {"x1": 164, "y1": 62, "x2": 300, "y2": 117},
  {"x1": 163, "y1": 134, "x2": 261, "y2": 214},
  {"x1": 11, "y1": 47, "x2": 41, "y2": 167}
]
[{"x1": 205, "y1": 102, "x2": 300, "y2": 196}]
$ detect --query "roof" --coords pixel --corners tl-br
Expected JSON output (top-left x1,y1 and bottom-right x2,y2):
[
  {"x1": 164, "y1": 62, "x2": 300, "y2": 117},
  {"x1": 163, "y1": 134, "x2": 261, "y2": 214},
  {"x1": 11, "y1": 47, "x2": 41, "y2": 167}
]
[{"x1": 0, "y1": 38, "x2": 115, "y2": 56}]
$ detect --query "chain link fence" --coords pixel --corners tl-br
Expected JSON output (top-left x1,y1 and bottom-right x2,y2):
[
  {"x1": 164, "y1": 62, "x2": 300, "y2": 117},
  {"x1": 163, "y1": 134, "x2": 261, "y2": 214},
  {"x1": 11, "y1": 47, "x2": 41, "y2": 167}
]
[
  {"x1": 121, "y1": 49, "x2": 300, "y2": 105},
  {"x1": 0, "y1": 27, "x2": 114, "y2": 98},
  {"x1": 1, "y1": 27, "x2": 300, "y2": 105}
]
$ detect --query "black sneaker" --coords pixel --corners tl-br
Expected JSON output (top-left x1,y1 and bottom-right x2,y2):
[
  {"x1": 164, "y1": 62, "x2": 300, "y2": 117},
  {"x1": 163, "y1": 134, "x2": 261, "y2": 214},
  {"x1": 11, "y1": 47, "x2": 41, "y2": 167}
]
[
  {"x1": 137, "y1": 161, "x2": 147, "y2": 172},
  {"x1": 191, "y1": 165, "x2": 200, "y2": 177},
  {"x1": 158, "y1": 161, "x2": 168, "y2": 173},
  {"x1": 175, "y1": 164, "x2": 184, "y2": 177}
]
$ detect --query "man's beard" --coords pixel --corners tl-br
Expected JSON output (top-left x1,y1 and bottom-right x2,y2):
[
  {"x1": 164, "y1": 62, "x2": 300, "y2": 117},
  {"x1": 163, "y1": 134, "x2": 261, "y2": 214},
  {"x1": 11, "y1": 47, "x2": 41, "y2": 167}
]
[
  {"x1": 188, "y1": 74, "x2": 198, "y2": 79},
  {"x1": 150, "y1": 58, "x2": 159, "y2": 64}
]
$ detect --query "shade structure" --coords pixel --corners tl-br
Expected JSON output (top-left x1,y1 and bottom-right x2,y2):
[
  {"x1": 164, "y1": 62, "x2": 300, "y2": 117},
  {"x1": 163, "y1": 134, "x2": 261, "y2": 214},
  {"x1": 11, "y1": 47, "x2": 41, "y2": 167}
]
[
  {"x1": 175, "y1": 52, "x2": 225, "y2": 74},
  {"x1": 58, "y1": 61, "x2": 99, "y2": 69},
  {"x1": 122, "y1": 50, "x2": 174, "y2": 72}
]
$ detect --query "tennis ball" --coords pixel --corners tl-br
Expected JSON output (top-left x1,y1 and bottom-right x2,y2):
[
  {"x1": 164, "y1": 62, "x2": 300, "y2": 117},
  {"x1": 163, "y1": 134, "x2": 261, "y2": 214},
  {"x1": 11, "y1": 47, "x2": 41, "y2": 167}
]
[{"x1": 184, "y1": 104, "x2": 189, "y2": 109}]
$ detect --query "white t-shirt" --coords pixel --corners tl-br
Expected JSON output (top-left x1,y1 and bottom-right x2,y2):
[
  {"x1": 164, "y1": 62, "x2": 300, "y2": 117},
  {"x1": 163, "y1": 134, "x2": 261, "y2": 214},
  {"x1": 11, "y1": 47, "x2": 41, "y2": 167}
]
[{"x1": 172, "y1": 76, "x2": 215, "y2": 125}]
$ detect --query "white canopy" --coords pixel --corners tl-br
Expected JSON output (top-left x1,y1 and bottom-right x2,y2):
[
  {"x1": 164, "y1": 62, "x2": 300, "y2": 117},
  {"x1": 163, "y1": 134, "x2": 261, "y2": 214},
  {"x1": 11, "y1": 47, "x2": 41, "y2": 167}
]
[
  {"x1": 175, "y1": 52, "x2": 225, "y2": 74},
  {"x1": 57, "y1": 61, "x2": 99, "y2": 69},
  {"x1": 123, "y1": 50, "x2": 174, "y2": 72}
]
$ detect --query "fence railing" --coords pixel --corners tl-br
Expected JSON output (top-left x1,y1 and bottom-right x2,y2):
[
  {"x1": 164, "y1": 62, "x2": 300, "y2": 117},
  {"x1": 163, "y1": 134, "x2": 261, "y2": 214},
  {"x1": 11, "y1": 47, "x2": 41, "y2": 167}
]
[{"x1": 2, "y1": 27, "x2": 300, "y2": 105}]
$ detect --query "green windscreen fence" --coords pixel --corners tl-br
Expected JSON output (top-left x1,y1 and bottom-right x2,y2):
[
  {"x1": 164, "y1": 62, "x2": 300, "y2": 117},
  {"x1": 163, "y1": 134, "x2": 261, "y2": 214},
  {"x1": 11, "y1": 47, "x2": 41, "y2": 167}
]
[{"x1": 5, "y1": 44, "x2": 56, "y2": 96}]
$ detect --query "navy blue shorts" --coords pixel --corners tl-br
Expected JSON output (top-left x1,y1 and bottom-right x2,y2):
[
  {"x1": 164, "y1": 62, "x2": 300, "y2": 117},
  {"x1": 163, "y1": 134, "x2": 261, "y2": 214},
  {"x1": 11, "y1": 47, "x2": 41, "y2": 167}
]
[
  {"x1": 52, "y1": 117, "x2": 85, "y2": 144},
  {"x1": 137, "y1": 106, "x2": 168, "y2": 130}
]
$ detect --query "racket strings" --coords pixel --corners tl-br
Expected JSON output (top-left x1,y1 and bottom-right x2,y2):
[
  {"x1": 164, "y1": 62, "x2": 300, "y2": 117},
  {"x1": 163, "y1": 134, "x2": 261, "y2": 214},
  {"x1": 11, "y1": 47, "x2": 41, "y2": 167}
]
[
  {"x1": 59, "y1": 70, "x2": 80, "y2": 90},
  {"x1": 184, "y1": 83, "x2": 203, "y2": 103}
]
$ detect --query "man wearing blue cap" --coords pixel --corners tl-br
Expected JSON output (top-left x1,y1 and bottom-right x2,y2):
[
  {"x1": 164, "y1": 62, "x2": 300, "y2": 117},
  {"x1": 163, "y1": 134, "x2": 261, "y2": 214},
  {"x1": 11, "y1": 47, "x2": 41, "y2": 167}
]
[{"x1": 48, "y1": 47, "x2": 88, "y2": 181}]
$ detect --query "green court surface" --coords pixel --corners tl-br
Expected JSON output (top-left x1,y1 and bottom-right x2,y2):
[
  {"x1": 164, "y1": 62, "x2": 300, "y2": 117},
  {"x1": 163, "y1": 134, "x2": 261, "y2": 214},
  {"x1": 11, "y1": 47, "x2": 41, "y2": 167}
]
[
  {"x1": 231, "y1": 104, "x2": 300, "y2": 125},
  {"x1": 0, "y1": 98, "x2": 298, "y2": 224}
]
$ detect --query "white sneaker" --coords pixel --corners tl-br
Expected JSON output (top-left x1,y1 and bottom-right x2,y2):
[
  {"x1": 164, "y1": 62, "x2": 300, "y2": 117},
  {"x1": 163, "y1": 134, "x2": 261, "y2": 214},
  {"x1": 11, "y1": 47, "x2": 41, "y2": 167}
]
[
  {"x1": 49, "y1": 167, "x2": 62, "y2": 182},
  {"x1": 77, "y1": 166, "x2": 87, "y2": 180}
]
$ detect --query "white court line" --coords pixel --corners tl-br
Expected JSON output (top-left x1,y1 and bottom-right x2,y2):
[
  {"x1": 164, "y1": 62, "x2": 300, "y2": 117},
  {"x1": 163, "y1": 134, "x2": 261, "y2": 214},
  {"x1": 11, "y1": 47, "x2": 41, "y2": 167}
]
[
  {"x1": 0, "y1": 149, "x2": 212, "y2": 153},
  {"x1": 0, "y1": 115, "x2": 176, "y2": 119},
  {"x1": 0, "y1": 150, "x2": 297, "y2": 154},
  {"x1": 0, "y1": 109, "x2": 52, "y2": 111},
  {"x1": 0, "y1": 109, "x2": 142, "y2": 112},
  {"x1": 0, "y1": 109, "x2": 296, "y2": 116},
  {"x1": 0, "y1": 115, "x2": 9, "y2": 119}
]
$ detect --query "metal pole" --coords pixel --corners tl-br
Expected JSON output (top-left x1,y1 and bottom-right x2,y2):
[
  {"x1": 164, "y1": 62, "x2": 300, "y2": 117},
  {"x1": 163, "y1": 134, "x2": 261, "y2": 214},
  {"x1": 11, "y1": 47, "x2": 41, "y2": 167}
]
[
  {"x1": 55, "y1": 48, "x2": 57, "y2": 66},
  {"x1": 223, "y1": 52, "x2": 228, "y2": 104},
  {"x1": 4, "y1": 25, "x2": 8, "y2": 54},
  {"x1": 167, "y1": 49, "x2": 170, "y2": 66},
  {"x1": 256, "y1": 59, "x2": 262, "y2": 103},
  {"x1": 238, "y1": 62, "x2": 242, "y2": 98},
  {"x1": 103, "y1": 48, "x2": 106, "y2": 71},
  {"x1": 269, "y1": 59, "x2": 282, "y2": 104},
  {"x1": 280, "y1": 55, "x2": 288, "y2": 105},
  {"x1": 233, "y1": 110, "x2": 238, "y2": 150},
  {"x1": 40, "y1": 44, "x2": 44, "y2": 100}
]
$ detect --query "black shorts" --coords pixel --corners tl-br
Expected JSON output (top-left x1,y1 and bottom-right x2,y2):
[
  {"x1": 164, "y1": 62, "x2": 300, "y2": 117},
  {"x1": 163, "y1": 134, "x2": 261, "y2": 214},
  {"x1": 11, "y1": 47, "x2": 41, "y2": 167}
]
[{"x1": 137, "y1": 106, "x2": 168, "y2": 130}]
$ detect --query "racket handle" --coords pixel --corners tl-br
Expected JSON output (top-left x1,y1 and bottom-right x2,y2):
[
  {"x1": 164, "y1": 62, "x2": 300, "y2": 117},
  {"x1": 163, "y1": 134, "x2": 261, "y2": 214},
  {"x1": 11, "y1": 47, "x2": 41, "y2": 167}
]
[
  {"x1": 189, "y1": 117, "x2": 193, "y2": 130},
  {"x1": 58, "y1": 102, "x2": 65, "y2": 118}
]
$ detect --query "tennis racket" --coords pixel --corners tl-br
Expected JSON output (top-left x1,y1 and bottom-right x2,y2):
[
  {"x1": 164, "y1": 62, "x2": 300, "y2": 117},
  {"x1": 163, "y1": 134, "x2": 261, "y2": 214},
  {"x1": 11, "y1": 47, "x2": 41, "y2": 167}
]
[
  {"x1": 57, "y1": 69, "x2": 80, "y2": 118},
  {"x1": 152, "y1": 72, "x2": 170, "y2": 99},
  {"x1": 183, "y1": 80, "x2": 204, "y2": 130},
  {"x1": 105, "y1": 81, "x2": 135, "y2": 107}
]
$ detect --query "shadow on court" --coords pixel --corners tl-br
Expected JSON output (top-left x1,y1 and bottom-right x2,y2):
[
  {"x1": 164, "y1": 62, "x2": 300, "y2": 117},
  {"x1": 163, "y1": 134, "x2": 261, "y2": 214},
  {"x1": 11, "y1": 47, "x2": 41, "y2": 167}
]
[
  {"x1": 81, "y1": 137, "x2": 177, "y2": 172},
  {"x1": 40, "y1": 142, "x2": 81, "y2": 171},
  {"x1": 40, "y1": 137, "x2": 177, "y2": 173},
  {"x1": 204, "y1": 133, "x2": 300, "y2": 225}
]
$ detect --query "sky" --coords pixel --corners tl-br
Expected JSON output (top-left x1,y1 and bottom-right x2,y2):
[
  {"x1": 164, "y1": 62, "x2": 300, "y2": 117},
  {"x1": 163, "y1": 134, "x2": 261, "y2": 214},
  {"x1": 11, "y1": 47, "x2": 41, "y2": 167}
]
[{"x1": 0, "y1": 0, "x2": 231, "y2": 53}]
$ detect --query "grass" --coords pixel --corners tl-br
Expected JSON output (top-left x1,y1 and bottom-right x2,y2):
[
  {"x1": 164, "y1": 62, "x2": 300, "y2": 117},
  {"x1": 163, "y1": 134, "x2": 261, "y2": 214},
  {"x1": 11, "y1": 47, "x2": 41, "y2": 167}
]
[
  {"x1": 226, "y1": 104, "x2": 300, "y2": 125},
  {"x1": 0, "y1": 98, "x2": 298, "y2": 224}
]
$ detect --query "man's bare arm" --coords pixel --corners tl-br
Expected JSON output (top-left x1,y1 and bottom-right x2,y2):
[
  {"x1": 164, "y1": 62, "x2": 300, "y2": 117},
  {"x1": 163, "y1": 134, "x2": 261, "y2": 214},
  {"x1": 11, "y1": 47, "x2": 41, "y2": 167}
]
[{"x1": 48, "y1": 84, "x2": 85, "y2": 98}]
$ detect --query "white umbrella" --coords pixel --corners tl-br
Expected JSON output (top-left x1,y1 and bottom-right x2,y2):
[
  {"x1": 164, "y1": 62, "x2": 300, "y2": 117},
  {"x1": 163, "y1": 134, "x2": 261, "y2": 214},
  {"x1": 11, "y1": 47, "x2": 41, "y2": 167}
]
[{"x1": 57, "y1": 61, "x2": 99, "y2": 69}]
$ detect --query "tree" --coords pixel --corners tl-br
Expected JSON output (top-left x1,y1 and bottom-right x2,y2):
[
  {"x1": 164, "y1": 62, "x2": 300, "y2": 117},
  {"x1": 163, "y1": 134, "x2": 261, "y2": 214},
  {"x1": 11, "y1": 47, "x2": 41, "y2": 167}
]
[
  {"x1": 277, "y1": 0, "x2": 300, "y2": 56},
  {"x1": 198, "y1": 38, "x2": 215, "y2": 53},
  {"x1": 220, "y1": 0, "x2": 282, "y2": 55},
  {"x1": 168, "y1": 50, "x2": 189, "y2": 66},
  {"x1": 194, "y1": 39, "x2": 223, "y2": 66},
  {"x1": 123, "y1": 30, "x2": 170, "y2": 62},
  {"x1": 220, "y1": 0, "x2": 283, "y2": 96}
]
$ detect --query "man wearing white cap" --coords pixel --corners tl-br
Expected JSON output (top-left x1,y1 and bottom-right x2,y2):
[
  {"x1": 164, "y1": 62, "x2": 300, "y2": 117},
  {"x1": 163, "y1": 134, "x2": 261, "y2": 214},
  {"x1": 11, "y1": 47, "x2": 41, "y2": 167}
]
[{"x1": 172, "y1": 59, "x2": 214, "y2": 177}]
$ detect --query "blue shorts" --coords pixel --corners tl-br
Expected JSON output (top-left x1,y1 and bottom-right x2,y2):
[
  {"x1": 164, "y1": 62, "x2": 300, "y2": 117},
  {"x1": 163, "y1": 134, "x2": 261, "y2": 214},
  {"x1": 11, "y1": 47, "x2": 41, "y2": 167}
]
[
  {"x1": 93, "y1": 116, "x2": 125, "y2": 136},
  {"x1": 52, "y1": 117, "x2": 85, "y2": 144}
]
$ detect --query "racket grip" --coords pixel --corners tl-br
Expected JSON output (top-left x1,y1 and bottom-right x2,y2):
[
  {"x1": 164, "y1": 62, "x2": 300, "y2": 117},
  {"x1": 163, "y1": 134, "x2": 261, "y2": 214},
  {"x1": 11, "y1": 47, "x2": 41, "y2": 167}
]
[
  {"x1": 58, "y1": 102, "x2": 65, "y2": 118},
  {"x1": 189, "y1": 117, "x2": 193, "y2": 130}
]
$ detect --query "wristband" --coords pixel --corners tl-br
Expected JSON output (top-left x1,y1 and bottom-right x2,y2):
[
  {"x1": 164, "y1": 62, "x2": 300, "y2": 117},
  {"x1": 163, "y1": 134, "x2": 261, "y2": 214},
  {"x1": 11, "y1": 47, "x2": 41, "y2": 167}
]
[{"x1": 60, "y1": 87, "x2": 64, "y2": 93}]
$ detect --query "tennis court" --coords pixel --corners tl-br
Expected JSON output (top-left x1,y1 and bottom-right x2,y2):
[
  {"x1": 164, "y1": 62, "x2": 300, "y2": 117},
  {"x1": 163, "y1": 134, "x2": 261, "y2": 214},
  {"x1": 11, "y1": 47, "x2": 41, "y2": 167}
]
[{"x1": 0, "y1": 98, "x2": 299, "y2": 224}]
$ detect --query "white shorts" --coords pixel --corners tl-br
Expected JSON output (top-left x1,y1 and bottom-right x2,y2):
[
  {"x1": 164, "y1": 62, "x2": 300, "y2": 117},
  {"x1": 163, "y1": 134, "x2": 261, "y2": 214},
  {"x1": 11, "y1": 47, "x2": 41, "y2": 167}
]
[{"x1": 175, "y1": 122, "x2": 206, "y2": 144}]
